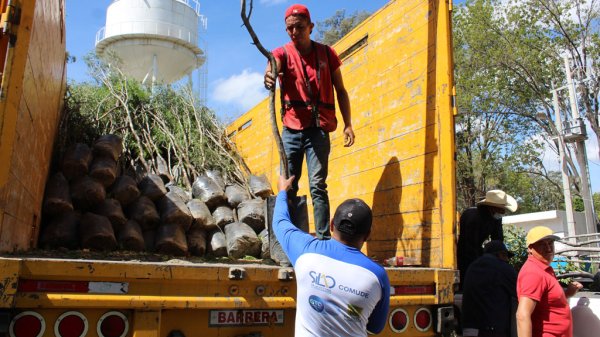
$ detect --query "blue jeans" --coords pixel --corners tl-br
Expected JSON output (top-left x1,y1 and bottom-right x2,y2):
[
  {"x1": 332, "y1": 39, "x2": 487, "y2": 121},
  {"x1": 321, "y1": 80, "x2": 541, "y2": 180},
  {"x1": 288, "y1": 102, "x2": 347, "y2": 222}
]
[{"x1": 282, "y1": 127, "x2": 331, "y2": 239}]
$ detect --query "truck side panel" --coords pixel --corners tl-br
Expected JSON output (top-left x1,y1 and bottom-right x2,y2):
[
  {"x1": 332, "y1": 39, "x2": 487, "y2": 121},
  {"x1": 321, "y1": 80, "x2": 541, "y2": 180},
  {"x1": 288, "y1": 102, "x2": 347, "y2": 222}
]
[
  {"x1": 1, "y1": 257, "x2": 456, "y2": 336},
  {"x1": 227, "y1": 0, "x2": 457, "y2": 268},
  {"x1": 0, "y1": 0, "x2": 67, "y2": 252}
]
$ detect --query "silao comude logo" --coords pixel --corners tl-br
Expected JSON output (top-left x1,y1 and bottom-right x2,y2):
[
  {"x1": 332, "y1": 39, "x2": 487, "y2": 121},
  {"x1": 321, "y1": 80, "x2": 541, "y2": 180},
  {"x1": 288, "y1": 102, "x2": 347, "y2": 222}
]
[{"x1": 309, "y1": 271, "x2": 336, "y2": 291}]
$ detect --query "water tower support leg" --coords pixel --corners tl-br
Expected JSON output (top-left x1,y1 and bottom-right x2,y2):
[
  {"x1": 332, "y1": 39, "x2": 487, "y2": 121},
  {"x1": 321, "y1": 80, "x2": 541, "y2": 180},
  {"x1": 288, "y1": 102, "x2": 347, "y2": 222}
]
[{"x1": 152, "y1": 54, "x2": 158, "y2": 89}]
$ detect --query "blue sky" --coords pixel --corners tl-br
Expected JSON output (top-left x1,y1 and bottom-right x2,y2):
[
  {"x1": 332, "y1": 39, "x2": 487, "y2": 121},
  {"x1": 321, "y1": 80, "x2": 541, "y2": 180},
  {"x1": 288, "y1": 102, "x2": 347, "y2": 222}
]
[
  {"x1": 65, "y1": 0, "x2": 388, "y2": 122},
  {"x1": 65, "y1": 0, "x2": 598, "y2": 194}
]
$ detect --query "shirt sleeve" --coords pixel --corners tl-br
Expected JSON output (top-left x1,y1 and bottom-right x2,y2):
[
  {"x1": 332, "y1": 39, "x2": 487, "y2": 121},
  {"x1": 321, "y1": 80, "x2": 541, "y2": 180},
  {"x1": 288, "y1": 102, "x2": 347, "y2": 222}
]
[
  {"x1": 518, "y1": 270, "x2": 544, "y2": 302},
  {"x1": 327, "y1": 46, "x2": 343, "y2": 72},
  {"x1": 366, "y1": 270, "x2": 391, "y2": 334},
  {"x1": 272, "y1": 191, "x2": 316, "y2": 265},
  {"x1": 269, "y1": 46, "x2": 286, "y2": 78},
  {"x1": 271, "y1": 47, "x2": 284, "y2": 64}
]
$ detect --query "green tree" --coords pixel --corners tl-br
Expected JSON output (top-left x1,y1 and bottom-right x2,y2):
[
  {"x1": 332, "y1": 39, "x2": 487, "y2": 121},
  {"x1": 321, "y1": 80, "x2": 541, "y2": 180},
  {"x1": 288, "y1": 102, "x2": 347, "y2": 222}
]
[
  {"x1": 572, "y1": 196, "x2": 585, "y2": 212},
  {"x1": 594, "y1": 192, "x2": 600, "y2": 221},
  {"x1": 500, "y1": 171, "x2": 564, "y2": 213},
  {"x1": 503, "y1": 225, "x2": 528, "y2": 272},
  {"x1": 315, "y1": 9, "x2": 371, "y2": 45},
  {"x1": 453, "y1": 0, "x2": 558, "y2": 211},
  {"x1": 453, "y1": 0, "x2": 600, "y2": 212}
]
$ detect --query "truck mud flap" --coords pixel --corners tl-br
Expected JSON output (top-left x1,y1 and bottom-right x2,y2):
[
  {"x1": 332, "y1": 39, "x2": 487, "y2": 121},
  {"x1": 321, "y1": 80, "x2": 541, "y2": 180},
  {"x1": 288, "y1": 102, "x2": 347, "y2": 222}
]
[
  {"x1": 435, "y1": 306, "x2": 455, "y2": 337},
  {"x1": 266, "y1": 195, "x2": 308, "y2": 266},
  {"x1": 0, "y1": 310, "x2": 9, "y2": 334}
]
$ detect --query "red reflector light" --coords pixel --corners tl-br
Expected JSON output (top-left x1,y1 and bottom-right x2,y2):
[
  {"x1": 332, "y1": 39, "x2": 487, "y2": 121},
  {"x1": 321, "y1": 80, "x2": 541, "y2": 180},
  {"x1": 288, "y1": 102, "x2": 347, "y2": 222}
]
[
  {"x1": 414, "y1": 308, "x2": 432, "y2": 331},
  {"x1": 9, "y1": 311, "x2": 45, "y2": 337},
  {"x1": 55, "y1": 311, "x2": 88, "y2": 337},
  {"x1": 392, "y1": 285, "x2": 435, "y2": 295},
  {"x1": 18, "y1": 280, "x2": 89, "y2": 293},
  {"x1": 388, "y1": 308, "x2": 409, "y2": 333},
  {"x1": 98, "y1": 311, "x2": 129, "y2": 337}
]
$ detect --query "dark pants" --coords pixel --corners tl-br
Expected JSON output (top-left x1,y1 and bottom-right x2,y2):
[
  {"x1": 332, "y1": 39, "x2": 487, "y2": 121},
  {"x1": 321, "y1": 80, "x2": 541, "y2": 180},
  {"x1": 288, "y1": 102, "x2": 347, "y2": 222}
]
[
  {"x1": 282, "y1": 127, "x2": 331, "y2": 239},
  {"x1": 478, "y1": 330, "x2": 509, "y2": 337}
]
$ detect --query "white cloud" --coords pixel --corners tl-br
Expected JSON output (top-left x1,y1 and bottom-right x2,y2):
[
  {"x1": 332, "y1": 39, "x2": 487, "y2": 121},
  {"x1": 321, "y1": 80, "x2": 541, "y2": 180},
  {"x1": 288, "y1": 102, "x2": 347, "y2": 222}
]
[
  {"x1": 586, "y1": 131, "x2": 600, "y2": 193},
  {"x1": 537, "y1": 123, "x2": 600, "y2": 192},
  {"x1": 537, "y1": 126, "x2": 599, "y2": 167},
  {"x1": 211, "y1": 69, "x2": 266, "y2": 112},
  {"x1": 536, "y1": 134, "x2": 561, "y2": 171},
  {"x1": 588, "y1": 132, "x2": 600, "y2": 161},
  {"x1": 489, "y1": 0, "x2": 598, "y2": 25}
]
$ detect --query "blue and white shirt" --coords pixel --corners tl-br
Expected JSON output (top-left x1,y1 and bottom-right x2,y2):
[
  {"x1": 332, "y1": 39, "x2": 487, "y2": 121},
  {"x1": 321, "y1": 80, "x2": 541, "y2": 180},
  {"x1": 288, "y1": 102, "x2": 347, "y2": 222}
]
[{"x1": 273, "y1": 191, "x2": 391, "y2": 336}]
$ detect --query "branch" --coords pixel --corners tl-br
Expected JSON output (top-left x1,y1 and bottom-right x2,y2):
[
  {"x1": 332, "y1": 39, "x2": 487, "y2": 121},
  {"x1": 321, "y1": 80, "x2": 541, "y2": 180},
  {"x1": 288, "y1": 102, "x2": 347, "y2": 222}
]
[
  {"x1": 240, "y1": 0, "x2": 289, "y2": 177},
  {"x1": 512, "y1": 169, "x2": 563, "y2": 191},
  {"x1": 535, "y1": 0, "x2": 582, "y2": 60},
  {"x1": 101, "y1": 73, "x2": 149, "y2": 172}
]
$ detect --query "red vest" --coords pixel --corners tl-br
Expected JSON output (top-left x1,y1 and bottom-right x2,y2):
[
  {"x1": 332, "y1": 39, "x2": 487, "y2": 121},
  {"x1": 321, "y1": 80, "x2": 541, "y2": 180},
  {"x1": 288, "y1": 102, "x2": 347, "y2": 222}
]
[{"x1": 278, "y1": 41, "x2": 338, "y2": 132}]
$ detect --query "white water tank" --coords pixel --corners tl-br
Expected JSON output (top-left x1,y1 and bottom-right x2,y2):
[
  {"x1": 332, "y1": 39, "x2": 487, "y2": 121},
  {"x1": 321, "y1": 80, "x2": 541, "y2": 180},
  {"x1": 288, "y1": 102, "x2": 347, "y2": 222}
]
[{"x1": 95, "y1": 0, "x2": 206, "y2": 84}]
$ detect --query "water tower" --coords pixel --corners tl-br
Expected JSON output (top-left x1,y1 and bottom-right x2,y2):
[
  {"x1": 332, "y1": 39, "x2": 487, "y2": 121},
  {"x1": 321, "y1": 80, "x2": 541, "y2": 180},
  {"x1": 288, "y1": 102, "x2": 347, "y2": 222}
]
[{"x1": 95, "y1": 0, "x2": 207, "y2": 85}]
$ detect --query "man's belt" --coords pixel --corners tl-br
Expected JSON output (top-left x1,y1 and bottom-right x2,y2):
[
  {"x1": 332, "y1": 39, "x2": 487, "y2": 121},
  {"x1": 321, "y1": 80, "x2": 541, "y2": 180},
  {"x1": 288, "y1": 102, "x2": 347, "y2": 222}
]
[{"x1": 283, "y1": 100, "x2": 335, "y2": 110}]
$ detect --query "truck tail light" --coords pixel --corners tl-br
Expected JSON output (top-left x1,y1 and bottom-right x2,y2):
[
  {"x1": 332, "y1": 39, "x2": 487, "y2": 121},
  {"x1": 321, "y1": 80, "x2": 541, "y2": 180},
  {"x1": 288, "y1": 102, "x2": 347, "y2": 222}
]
[
  {"x1": 18, "y1": 280, "x2": 128, "y2": 294},
  {"x1": 391, "y1": 284, "x2": 435, "y2": 295},
  {"x1": 55, "y1": 311, "x2": 88, "y2": 337},
  {"x1": 97, "y1": 311, "x2": 129, "y2": 337},
  {"x1": 18, "y1": 280, "x2": 88, "y2": 293},
  {"x1": 388, "y1": 308, "x2": 409, "y2": 333},
  {"x1": 414, "y1": 307, "x2": 432, "y2": 331},
  {"x1": 9, "y1": 311, "x2": 45, "y2": 337}
]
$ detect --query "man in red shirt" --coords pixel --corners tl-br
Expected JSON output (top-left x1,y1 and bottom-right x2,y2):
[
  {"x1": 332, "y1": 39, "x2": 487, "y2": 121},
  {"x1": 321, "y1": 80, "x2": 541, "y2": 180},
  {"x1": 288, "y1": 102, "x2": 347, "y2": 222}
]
[
  {"x1": 264, "y1": 4, "x2": 355, "y2": 239},
  {"x1": 516, "y1": 226, "x2": 582, "y2": 337}
]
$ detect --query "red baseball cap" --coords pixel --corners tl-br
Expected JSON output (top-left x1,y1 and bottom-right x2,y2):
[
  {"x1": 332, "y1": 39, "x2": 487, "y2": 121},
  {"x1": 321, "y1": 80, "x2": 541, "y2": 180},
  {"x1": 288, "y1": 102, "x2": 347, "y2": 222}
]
[{"x1": 285, "y1": 4, "x2": 311, "y2": 22}]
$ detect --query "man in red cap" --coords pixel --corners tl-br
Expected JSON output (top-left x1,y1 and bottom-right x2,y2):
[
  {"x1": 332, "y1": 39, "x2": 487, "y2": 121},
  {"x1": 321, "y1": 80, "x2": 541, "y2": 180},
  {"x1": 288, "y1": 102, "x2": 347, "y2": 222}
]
[{"x1": 264, "y1": 4, "x2": 355, "y2": 240}]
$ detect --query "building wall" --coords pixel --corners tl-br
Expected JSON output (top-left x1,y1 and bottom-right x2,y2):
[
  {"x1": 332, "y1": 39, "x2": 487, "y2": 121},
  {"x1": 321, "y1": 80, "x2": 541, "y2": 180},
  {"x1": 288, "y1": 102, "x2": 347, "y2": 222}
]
[
  {"x1": 0, "y1": 0, "x2": 67, "y2": 252},
  {"x1": 503, "y1": 210, "x2": 588, "y2": 236}
]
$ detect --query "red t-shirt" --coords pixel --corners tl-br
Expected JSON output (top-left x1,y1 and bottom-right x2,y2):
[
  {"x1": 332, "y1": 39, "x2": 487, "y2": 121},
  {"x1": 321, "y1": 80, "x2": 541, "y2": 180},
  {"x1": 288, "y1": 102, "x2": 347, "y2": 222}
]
[
  {"x1": 517, "y1": 255, "x2": 572, "y2": 337},
  {"x1": 272, "y1": 42, "x2": 342, "y2": 131}
]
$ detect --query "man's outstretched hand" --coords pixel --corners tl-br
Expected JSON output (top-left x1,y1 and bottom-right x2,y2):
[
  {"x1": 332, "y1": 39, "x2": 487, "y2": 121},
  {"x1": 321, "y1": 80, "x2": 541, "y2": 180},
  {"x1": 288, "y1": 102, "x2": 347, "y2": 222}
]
[{"x1": 278, "y1": 175, "x2": 295, "y2": 192}]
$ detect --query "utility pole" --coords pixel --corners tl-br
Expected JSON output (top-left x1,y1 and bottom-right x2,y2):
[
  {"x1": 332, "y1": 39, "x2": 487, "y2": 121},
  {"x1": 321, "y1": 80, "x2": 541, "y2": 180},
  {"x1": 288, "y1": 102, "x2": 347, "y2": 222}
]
[
  {"x1": 563, "y1": 56, "x2": 597, "y2": 234},
  {"x1": 551, "y1": 87, "x2": 577, "y2": 239}
]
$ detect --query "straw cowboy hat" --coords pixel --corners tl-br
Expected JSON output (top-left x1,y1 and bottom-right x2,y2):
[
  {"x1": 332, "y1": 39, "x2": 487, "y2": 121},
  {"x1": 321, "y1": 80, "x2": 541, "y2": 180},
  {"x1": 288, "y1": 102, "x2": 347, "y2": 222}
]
[{"x1": 477, "y1": 190, "x2": 518, "y2": 212}]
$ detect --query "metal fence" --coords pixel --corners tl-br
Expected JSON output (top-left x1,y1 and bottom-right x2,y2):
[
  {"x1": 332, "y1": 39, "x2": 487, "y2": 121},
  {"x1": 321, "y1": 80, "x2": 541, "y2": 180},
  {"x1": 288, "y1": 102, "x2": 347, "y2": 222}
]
[{"x1": 96, "y1": 20, "x2": 199, "y2": 46}]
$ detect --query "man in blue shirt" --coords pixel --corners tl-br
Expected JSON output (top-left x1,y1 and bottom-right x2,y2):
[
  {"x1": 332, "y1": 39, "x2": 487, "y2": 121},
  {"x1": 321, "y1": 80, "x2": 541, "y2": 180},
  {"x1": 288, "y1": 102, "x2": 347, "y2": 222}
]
[{"x1": 273, "y1": 175, "x2": 390, "y2": 336}]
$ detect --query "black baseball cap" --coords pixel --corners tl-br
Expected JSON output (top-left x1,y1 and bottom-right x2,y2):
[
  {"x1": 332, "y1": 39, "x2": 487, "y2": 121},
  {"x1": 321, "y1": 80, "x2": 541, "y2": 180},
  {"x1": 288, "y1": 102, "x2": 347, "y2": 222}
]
[
  {"x1": 484, "y1": 240, "x2": 515, "y2": 258},
  {"x1": 332, "y1": 199, "x2": 372, "y2": 236}
]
